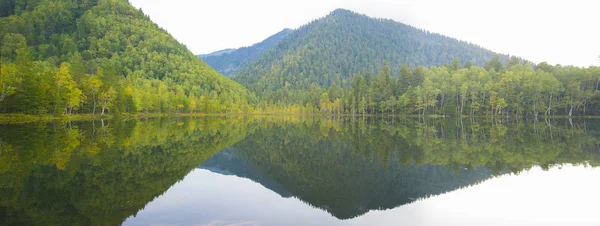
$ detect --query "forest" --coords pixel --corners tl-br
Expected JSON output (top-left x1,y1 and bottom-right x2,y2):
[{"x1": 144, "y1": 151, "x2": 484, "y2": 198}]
[
  {"x1": 232, "y1": 9, "x2": 501, "y2": 93},
  {"x1": 1, "y1": 1, "x2": 599, "y2": 118},
  {"x1": 248, "y1": 58, "x2": 600, "y2": 117},
  {"x1": 0, "y1": 0, "x2": 251, "y2": 116}
]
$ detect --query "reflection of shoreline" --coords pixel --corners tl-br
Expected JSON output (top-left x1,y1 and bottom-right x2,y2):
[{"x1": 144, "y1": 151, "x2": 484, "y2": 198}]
[{"x1": 0, "y1": 117, "x2": 249, "y2": 226}]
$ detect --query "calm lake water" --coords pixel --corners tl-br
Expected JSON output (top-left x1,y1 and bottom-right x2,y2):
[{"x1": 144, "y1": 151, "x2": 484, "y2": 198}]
[{"x1": 1, "y1": 116, "x2": 600, "y2": 226}]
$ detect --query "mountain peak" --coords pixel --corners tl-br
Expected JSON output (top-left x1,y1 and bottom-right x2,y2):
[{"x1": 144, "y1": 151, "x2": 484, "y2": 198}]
[
  {"x1": 233, "y1": 8, "x2": 502, "y2": 96},
  {"x1": 331, "y1": 8, "x2": 354, "y2": 15},
  {"x1": 199, "y1": 28, "x2": 293, "y2": 76}
]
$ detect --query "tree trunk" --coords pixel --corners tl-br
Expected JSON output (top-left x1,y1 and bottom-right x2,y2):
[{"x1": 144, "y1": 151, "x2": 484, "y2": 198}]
[
  {"x1": 440, "y1": 94, "x2": 445, "y2": 113},
  {"x1": 101, "y1": 100, "x2": 106, "y2": 115},
  {"x1": 92, "y1": 91, "x2": 96, "y2": 114},
  {"x1": 569, "y1": 106, "x2": 573, "y2": 117}
]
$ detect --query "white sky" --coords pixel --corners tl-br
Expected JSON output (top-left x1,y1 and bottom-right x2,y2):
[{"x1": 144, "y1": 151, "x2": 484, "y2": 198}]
[{"x1": 129, "y1": 0, "x2": 600, "y2": 67}]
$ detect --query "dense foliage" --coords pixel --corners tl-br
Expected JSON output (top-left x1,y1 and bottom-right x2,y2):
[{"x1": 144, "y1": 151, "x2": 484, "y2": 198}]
[
  {"x1": 245, "y1": 57, "x2": 600, "y2": 117},
  {"x1": 0, "y1": 117, "x2": 251, "y2": 225},
  {"x1": 200, "y1": 28, "x2": 292, "y2": 76},
  {"x1": 226, "y1": 117, "x2": 600, "y2": 219},
  {"x1": 0, "y1": 0, "x2": 251, "y2": 115},
  {"x1": 232, "y1": 9, "x2": 503, "y2": 100}
]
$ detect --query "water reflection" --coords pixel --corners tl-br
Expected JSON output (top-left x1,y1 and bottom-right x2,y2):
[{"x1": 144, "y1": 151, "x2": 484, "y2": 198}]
[
  {"x1": 1, "y1": 117, "x2": 600, "y2": 225},
  {"x1": 216, "y1": 117, "x2": 600, "y2": 219},
  {"x1": 125, "y1": 165, "x2": 600, "y2": 226},
  {"x1": 0, "y1": 117, "x2": 249, "y2": 226}
]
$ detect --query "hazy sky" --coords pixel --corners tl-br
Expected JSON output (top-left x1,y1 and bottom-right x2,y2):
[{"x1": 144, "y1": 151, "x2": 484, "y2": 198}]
[{"x1": 129, "y1": 0, "x2": 600, "y2": 67}]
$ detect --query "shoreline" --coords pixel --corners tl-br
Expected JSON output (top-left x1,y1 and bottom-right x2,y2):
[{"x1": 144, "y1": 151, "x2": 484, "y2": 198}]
[{"x1": 1, "y1": 113, "x2": 600, "y2": 124}]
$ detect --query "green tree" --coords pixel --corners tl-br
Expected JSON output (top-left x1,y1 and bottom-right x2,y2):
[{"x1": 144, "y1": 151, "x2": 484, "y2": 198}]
[{"x1": 0, "y1": 62, "x2": 21, "y2": 102}]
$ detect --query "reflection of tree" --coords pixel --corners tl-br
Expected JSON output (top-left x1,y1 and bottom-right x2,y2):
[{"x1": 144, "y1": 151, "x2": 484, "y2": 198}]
[
  {"x1": 0, "y1": 117, "x2": 250, "y2": 226},
  {"x1": 2, "y1": 116, "x2": 600, "y2": 224},
  {"x1": 226, "y1": 117, "x2": 600, "y2": 219}
]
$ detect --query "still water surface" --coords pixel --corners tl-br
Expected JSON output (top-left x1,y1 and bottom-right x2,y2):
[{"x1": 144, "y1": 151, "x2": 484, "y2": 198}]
[{"x1": 1, "y1": 117, "x2": 600, "y2": 225}]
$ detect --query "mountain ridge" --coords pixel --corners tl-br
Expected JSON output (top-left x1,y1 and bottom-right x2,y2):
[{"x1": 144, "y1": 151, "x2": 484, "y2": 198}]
[{"x1": 199, "y1": 28, "x2": 293, "y2": 76}]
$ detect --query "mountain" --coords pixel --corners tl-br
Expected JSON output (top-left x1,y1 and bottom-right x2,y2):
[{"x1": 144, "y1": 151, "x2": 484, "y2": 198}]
[
  {"x1": 199, "y1": 48, "x2": 237, "y2": 58},
  {"x1": 0, "y1": 0, "x2": 249, "y2": 115},
  {"x1": 199, "y1": 28, "x2": 293, "y2": 76},
  {"x1": 232, "y1": 9, "x2": 503, "y2": 93}
]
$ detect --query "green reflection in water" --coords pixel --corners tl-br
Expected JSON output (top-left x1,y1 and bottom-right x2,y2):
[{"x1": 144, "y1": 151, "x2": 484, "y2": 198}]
[
  {"x1": 222, "y1": 117, "x2": 600, "y2": 219},
  {"x1": 0, "y1": 117, "x2": 250, "y2": 226},
  {"x1": 1, "y1": 116, "x2": 600, "y2": 224}
]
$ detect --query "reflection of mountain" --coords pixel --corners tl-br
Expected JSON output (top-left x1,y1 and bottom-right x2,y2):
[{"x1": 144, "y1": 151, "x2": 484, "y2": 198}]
[
  {"x1": 216, "y1": 138, "x2": 493, "y2": 219},
  {"x1": 198, "y1": 149, "x2": 292, "y2": 198},
  {"x1": 3, "y1": 117, "x2": 600, "y2": 224},
  {"x1": 203, "y1": 147, "x2": 493, "y2": 219},
  {"x1": 0, "y1": 117, "x2": 249, "y2": 226},
  {"x1": 203, "y1": 118, "x2": 600, "y2": 220}
]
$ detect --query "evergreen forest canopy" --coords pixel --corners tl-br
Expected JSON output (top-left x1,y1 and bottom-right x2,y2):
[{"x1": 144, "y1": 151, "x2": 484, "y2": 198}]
[
  {"x1": 0, "y1": 0, "x2": 251, "y2": 116},
  {"x1": 231, "y1": 9, "x2": 504, "y2": 99},
  {"x1": 267, "y1": 58, "x2": 600, "y2": 117}
]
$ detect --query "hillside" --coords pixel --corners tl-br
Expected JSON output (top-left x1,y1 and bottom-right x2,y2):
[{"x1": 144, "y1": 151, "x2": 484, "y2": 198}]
[
  {"x1": 0, "y1": 0, "x2": 249, "y2": 115},
  {"x1": 232, "y1": 9, "x2": 502, "y2": 94},
  {"x1": 200, "y1": 28, "x2": 292, "y2": 76}
]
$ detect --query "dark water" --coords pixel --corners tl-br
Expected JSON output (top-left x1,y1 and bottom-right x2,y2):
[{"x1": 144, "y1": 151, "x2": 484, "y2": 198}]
[{"x1": 1, "y1": 117, "x2": 600, "y2": 226}]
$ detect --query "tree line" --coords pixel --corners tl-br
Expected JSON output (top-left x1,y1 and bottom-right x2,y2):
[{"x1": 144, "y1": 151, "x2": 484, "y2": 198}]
[
  {"x1": 251, "y1": 57, "x2": 600, "y2": 117},
  {"x1": 0, "y1": 41, "x2": 249, "y2": 115}
]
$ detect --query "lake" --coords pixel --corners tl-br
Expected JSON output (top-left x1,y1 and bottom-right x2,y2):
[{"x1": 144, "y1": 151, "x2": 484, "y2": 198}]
[{"x1": 1, "y1": 116, "x2": 600, "y2": 226}]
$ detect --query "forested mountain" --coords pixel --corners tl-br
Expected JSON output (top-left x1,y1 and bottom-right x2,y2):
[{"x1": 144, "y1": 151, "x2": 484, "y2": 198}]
[
  {"x1": 232, "y1": 9, "x2": 503, "y2": 98},
  {"x1": 199, "y1": 28, "x2": 292, "y2": 76},
  {"x1": 0, "y1": 0, "x2": 250, "y2": 115}
]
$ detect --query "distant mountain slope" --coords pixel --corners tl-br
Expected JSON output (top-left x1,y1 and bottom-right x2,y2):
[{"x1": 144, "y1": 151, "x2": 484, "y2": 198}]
[
  {"x1": 233, "y1": 9, "x2": 503, "y2": 92},
  {"x1": 199, "y1": 48, "x2": 236, "y2": 58},
  {"x1": 0, "y1": 0, "x2": 249, "y2": 114},
  {"x1": 199, "y1": 29, "x2": 293, "y2": 76}
]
